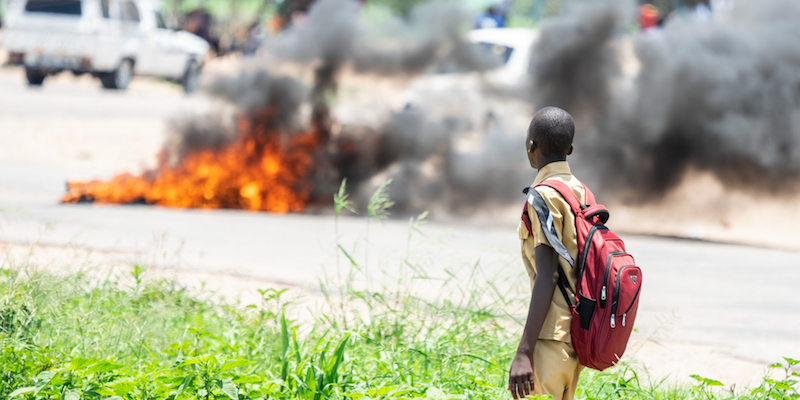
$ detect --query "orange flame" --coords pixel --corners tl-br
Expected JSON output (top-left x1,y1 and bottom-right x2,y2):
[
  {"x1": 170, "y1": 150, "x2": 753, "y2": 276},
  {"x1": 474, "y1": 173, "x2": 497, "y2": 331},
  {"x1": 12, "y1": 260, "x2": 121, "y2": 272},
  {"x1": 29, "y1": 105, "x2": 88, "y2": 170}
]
[{"x1": 62, "y1": 110, "x2": 320, "y2": 214}]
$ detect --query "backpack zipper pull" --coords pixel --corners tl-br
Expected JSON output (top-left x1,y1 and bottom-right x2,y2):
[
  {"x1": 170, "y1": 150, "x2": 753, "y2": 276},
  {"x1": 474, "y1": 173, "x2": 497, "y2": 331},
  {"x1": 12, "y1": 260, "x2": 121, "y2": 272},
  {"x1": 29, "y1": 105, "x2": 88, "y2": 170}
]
[
  {"x1": 622, "y1": 313, "x2": 626, "y2": 327},
  {"x1": 601, "y1": 286, "x2": 607, "y2": 301},
  {"x1": 610, "y1": 314, "x2": 616, "y2": 328}
]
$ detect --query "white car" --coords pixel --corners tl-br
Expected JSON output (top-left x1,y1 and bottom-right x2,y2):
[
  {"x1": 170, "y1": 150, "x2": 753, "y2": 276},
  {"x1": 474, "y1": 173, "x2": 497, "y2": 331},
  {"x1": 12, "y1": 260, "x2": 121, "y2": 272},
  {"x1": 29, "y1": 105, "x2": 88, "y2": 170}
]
[
  {"x1": 2, "y1": 0, "x2": 210, "y2": 92},
  {"x1": 398, "y1": 28, "x2": 538, "y2": 127},
  {"x1": 465, "y1": 28, "x2": 538, "y2": 88}
]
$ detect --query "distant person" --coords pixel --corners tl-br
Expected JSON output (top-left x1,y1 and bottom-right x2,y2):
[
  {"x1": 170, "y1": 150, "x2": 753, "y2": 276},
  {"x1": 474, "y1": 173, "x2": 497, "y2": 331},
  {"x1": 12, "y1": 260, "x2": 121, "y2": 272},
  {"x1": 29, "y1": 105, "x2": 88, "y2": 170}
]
[
  {"x1": 693, "y1": 0, "x2": 711, "y2": 19},
  {"x1": 638, "y1": 4, "x2": 660, "y2": 32},
  {"x1": 508, "y1": 107, "x2": 584, "y2": 400},
  {"x1": 475, "y1": 6, "x2": 505, "y2": 29},
  {"x1": 184, "y1": 9, "x2": 219, "y2": 53}
]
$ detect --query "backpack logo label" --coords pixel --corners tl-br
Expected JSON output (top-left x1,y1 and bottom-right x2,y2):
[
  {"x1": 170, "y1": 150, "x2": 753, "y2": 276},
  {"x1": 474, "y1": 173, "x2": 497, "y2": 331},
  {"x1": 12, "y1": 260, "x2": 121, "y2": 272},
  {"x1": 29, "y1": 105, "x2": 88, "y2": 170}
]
[{"x1": 631, "y1": 275, "x2": 637, "y2": 285}]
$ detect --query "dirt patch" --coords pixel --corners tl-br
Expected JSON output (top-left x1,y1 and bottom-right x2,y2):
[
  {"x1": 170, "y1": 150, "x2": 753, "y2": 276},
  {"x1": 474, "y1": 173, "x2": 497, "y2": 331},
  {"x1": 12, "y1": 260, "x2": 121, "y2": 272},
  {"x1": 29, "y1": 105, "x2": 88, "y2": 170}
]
[{"x1": 609, "y1": 170, "x2": 800, "y2": 252}]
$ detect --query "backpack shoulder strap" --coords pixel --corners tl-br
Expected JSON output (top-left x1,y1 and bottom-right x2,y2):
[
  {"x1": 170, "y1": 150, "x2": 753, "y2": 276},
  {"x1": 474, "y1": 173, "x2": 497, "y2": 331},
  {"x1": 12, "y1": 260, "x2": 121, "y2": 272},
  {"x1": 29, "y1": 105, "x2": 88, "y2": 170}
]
[
  {"x1": 582, "y1": 183, "x2": 596, "y2": 206},
  {"x1": 526, "y1": 188, "x2": 575, "y2": 307},
  {"x1": 536, "y1": 179, "x2": 594, "y2": 213},
  {"x1": 526, "y1": 189, "x2": 575, "y2": 268}
]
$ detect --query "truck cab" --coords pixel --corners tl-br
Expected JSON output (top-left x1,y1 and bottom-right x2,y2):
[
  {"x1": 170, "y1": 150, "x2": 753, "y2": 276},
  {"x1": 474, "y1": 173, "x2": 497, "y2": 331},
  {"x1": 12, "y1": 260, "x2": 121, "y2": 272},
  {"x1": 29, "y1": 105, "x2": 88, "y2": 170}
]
[{"x1": 2, "y1": 0, "x2": 209, "y2": 92}]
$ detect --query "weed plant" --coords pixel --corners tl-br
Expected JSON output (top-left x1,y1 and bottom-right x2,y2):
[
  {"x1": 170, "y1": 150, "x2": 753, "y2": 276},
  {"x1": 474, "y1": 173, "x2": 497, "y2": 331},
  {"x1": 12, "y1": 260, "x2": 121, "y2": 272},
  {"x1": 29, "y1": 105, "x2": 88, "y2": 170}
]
[{"x1": 1, "y1": 182, "x2": 798, "y2": 400}]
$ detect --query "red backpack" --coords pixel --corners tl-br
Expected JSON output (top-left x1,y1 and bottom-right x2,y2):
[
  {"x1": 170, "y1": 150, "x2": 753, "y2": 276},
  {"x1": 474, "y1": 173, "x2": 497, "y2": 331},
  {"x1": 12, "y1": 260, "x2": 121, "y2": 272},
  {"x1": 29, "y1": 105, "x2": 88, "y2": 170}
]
[{"x1": 521, "y1": 180, "x2": 642, "y2": 371}]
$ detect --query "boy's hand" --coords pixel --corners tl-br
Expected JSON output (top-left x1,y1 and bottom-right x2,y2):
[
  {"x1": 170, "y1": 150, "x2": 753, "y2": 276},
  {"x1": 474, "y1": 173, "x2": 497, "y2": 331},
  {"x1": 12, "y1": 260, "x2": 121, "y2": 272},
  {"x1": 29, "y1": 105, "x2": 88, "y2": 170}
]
[
  {"x1": 509, "y1": 244, "x2": 559, "y2": 399},
  {"x1": 508, "y1": 351, "x2": 535, "y2": 399}
]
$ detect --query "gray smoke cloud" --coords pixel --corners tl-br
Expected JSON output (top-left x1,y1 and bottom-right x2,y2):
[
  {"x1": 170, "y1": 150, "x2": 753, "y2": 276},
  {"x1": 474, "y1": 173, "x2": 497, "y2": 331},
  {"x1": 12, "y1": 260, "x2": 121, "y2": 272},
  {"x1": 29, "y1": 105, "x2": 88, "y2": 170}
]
[
  {"x1": 530, "y1": 2, "x2": 626, "y2": 123},
  {"x1": 362, "y1": 108, "x2": 529, "y2": 214},
  {"x1": 531, "y1": 0, "x2": 800, "y2": 200},
  {"x1": 267, "y1": 0, "x2": 502, "y2": 76},
  {"x1": 162, "y1": 0, "x2": 800, "y2": 217},
  {"x1": 175, "y1": 0, "x2": 521, "y2": 215}
]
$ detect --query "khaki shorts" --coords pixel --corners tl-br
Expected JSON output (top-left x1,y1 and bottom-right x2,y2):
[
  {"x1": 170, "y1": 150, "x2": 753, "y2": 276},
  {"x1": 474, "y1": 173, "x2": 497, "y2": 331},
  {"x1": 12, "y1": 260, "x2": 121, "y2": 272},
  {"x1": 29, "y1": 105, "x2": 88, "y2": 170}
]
[{"x1": 533, "y1": 339, "x2": 584, "y2": 400}]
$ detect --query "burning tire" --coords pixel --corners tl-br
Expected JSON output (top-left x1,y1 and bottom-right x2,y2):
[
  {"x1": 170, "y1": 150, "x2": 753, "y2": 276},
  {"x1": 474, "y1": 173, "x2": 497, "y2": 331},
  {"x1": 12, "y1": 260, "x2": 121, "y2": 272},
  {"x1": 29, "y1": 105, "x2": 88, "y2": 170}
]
[
  {"x1": 99, "y1": 59, "x2": 134, "y2": 90},
  {"x1": 182, "y1": 59, "x2": 201, "y2": 94},
  {"x1": 25, "y1": 67, "x2": 46, "y2": 86}
]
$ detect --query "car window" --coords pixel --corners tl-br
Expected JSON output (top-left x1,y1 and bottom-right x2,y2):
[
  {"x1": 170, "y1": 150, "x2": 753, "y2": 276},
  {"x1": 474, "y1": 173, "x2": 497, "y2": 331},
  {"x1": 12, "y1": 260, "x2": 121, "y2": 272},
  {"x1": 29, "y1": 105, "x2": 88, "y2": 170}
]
[
  {"x1": 155, "y1": 11, "x2": 167, "y2": 29},
  {"x1": 121, "y1": 0, "x2": 139, "y2": 22},
  {"x1": 101, "y1": 0, "x2": 110, "y2": 18},
  {"x1": 477, "y1": 42, "x2": 514, "y2": 65},
  {"x1": 25, "y1": 0, "x2": 82, "y2": 15}
]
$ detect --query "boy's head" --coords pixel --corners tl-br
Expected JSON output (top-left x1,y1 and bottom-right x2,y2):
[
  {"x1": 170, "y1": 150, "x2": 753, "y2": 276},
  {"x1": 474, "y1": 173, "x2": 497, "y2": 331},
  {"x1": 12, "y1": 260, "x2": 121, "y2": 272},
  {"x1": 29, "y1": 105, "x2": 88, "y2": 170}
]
[{"x1": 526, "y1": 106, "x2": 575, "y2": 169}]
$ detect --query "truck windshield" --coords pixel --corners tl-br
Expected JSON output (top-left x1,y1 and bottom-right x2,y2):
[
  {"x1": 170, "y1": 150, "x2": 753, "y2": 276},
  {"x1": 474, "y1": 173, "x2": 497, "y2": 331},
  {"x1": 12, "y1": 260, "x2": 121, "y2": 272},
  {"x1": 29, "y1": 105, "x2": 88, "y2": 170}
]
[{"x1": 25, "y1": 0, "x2": 82, "y2": 15}]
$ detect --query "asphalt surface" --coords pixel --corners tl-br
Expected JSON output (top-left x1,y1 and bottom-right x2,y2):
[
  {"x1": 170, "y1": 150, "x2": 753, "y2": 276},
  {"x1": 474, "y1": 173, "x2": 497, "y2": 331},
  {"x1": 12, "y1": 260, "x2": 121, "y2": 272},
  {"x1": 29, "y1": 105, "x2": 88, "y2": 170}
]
[{"x1": 0, "y1": 65, "x2": 798, "y2": 384}]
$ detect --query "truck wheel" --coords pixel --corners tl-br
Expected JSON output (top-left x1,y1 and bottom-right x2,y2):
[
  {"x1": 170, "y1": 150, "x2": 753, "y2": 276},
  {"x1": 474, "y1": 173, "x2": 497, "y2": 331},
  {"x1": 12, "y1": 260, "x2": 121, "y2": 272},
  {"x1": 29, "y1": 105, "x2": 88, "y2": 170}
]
[
  {"x1": 25, "y1": 67, "x2": 46, "y2": 86},
  {"x1": 182, "y1": 59, "x2": 201, "y2": 94},
  {"x1": 100, "y1": 59, "x2": 133, "y2": 90}
]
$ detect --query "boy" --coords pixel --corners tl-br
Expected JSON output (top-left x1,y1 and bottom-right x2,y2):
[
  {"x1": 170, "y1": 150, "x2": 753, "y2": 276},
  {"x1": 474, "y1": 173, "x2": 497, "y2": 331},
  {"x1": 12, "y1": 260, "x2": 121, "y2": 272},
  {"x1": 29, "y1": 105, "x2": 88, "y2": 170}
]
[{"x1": 509, "y1": 107, "x2": 585, "y2": 400}]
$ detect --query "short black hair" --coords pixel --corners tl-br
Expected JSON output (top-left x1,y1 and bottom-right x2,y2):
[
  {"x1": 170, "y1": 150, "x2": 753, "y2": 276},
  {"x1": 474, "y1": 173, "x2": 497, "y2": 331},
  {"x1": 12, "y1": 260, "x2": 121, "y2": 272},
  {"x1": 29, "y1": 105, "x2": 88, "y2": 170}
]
[{"x1": 527, "y1": 106, "x2": 575, "y2": 158}]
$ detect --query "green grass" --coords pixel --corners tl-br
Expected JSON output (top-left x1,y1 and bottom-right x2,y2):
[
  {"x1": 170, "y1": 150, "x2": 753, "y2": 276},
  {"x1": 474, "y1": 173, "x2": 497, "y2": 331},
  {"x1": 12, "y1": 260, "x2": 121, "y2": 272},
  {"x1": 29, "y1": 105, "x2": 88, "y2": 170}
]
[
  {"x1": 1, "y1": 255, "x2": 799, "y2": 400},
  {"x1": 1, "y1": 191, "x2": 798, "y2": 399}
]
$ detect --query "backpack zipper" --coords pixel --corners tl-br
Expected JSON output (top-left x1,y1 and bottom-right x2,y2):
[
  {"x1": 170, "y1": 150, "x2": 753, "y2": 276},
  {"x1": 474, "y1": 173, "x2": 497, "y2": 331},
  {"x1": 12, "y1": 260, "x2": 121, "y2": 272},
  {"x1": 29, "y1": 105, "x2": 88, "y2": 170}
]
[
  {"x1": 621, "y1": 284, "x2": 642, "y2": 327},
  {"x1": 579, "y1": 225, "x2": 607, "y2": 279},
  {"x1": 601, "y1": 251, "x2": 626, "y2": 308},
  {"x1": 610, "y1": 264, "x2": 636, "y2": 328}
]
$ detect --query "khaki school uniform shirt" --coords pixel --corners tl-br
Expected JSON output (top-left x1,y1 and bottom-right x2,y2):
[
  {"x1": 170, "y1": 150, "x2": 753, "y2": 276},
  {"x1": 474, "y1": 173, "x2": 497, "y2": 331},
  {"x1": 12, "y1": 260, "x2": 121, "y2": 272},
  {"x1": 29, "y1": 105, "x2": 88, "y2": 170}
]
[{"x1": 518, "y1": 161, "x2": 586, "y2": 342}]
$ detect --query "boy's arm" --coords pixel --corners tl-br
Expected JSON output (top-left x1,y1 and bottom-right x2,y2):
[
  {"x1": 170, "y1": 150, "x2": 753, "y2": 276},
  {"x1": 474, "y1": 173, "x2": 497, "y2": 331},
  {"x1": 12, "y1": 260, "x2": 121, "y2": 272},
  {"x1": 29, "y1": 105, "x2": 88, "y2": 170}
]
[{"x1": 508, "y1": 244, "x2": 560, "y2": 400}]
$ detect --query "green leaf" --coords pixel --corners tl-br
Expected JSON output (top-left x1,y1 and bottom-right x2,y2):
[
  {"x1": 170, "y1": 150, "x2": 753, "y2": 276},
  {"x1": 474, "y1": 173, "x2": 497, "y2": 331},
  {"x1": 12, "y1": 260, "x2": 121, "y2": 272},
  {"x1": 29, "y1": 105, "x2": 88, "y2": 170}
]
[
  {"x1": 50, "y1": 377, "x2": 68, "y2": 386},
  {"x1": 8, "y1": 387, "x2": 36, "y2": 398},
  {"x1": 34, "y1": 370, "x2": 57, "y2": 383},
  {"x1": 325, "y1": 333, "x2": 350, "y2": 384},
  {"x1": 86, "y1": 360, "x2": 124, "y2": 374},
  {"x1": 389, "y1": 388, "x2": 415, "y2": 397},
  {"x1": 221, "y1": 358, "x2": 252, "y2": 372},
  {"x1": 33, "y1": 370, "x2": 57, "y2": 395},
  {"x1": 173, "y1": 375, "x2": 193, "y2": 400},
  {"x1": 773, "y1": 381, "x2": 794, "y2": 390},
  {"x1": 94, "y1": 387, "x2": 117, "y2": 396},
  {"x1": 426, "y1": 387, "x2": 446, "y2": 400},
  {"x1": 784, "y1": 357, "x2": 800, "y2": 367},
  {"x1": 218, "y1": 378, "x2": 239, "y2": 400},
  {"x1": 64, "y1": 389, "x2": 81, "y2": 400},
  {"x1": 233, "y1": 375, "x2": 262, "y2": 384},
  {"x1": 280, "y1": 311, "x2": 290, "y2": 382},
  {"x1": 338, "y1": 245, "x2": 358, "y2": 267},
  {"x1": 109, "y1": 378, "x2": 137, "y2": 396},
  {"x1": 196, "y1": 354, "x2": 219, "y2": 366},
  {"x1": 180, "y1": 357, "x2": 202, "y2": 366},
  {"x1": 68, "y1": 357, "x2": 96, "y2": 370},
  {"x1": 689, "y1": 375, "x2": 724, "y2": 387},
  {"x1": 132, "y1": 265, "x2": 146, "y2": 282}
]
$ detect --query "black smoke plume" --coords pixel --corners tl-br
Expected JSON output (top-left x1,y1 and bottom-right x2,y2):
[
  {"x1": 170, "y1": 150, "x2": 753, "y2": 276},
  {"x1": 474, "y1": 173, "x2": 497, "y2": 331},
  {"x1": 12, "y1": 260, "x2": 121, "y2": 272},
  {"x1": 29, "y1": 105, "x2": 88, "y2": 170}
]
[
  {"x1": 185, "y1": 0, "x2": 519, "y2": 214},
  {"x1": 531, "y1": 0, "x2": 800, "y2": 200}
]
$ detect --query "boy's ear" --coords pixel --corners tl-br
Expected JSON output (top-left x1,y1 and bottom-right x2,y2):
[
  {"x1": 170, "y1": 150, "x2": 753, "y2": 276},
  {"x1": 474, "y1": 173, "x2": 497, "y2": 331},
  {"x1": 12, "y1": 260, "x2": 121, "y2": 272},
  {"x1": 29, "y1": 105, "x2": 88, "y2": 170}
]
[
  {"x1": 528, "y1": 140, "x2": 536, "y2": 153},
  {"x1": 567, "y1": 145, "x2": 574, "y2": 156}
]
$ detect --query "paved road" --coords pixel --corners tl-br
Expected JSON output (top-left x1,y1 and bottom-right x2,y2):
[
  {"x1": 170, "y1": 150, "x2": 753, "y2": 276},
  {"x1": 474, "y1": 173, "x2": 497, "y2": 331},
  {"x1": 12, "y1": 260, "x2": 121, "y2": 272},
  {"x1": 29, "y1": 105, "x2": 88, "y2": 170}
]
[{"x1": 0, "y1": 66, "x2": 798, "y2": 384}]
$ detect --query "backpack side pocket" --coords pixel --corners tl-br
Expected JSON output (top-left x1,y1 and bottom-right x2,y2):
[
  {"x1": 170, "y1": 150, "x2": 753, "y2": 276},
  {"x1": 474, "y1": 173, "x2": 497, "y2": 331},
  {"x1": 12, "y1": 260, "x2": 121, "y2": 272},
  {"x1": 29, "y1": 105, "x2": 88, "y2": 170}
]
[{"x1": 577, "y1": 294, "x2": 596, "y2": 330}]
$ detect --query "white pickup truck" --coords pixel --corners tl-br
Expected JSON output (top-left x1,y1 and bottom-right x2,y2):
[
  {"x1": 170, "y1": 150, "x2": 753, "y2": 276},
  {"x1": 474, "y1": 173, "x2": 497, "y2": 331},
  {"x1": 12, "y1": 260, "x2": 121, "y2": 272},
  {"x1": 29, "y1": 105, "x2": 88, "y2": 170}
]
[{"x1": 2, "y1": 0, "x2": 210, "y2": 92}]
